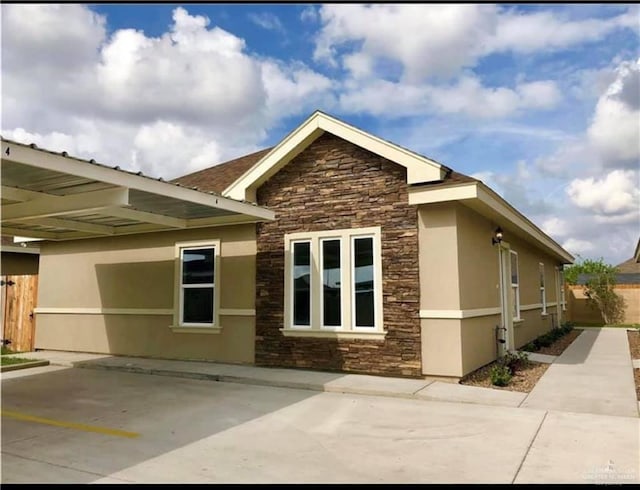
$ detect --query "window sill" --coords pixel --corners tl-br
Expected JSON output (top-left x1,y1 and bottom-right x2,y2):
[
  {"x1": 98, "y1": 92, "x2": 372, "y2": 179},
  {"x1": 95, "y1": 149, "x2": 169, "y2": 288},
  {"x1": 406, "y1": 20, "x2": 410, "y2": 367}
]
[
  {"x1": 280, "y1": 328, "x2": 387, "y2": 340},
  {"x1": 169, "y1": 326, "x2": 222, "y2": 334}
]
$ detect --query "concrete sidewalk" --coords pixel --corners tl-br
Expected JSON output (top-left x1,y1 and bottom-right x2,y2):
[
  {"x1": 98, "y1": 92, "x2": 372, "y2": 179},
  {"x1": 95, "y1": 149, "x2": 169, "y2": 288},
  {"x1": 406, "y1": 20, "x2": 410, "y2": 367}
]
[
  {"x1": 12, "y1": 327, "x2": 639, "y2": 417},
  {"x1": 13, "y1": 350, "x2": 528, "y2": 408},
  {"x1": 521, "y1": 328, "x2": 639, "y2": 417}
]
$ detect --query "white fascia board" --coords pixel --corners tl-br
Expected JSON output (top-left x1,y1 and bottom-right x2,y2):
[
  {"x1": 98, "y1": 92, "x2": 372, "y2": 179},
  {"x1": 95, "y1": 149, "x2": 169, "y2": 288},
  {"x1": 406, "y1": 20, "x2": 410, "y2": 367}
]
[
  {"x1": 476, "y1": 184, "x2": 574, "y2": 264},
  {"x1": 408, "y1": 183, "x2": 479, "y2": 205},
  {"x1": 1, "y1": 140, "x2": 274, "y2": 222},
  {"x1": 224, "y1": 111, "x2": 445, "y2": 201}
]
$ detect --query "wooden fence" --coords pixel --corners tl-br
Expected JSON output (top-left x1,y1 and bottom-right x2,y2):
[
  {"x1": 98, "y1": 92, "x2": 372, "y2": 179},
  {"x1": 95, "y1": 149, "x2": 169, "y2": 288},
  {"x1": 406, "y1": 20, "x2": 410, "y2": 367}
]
[{"x1": 1, "y1": 274, "x2": 38, "y2": 352}]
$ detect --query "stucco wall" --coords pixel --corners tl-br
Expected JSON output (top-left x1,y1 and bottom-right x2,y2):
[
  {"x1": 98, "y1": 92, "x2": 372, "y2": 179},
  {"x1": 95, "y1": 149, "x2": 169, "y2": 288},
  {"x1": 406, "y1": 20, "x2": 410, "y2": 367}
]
[
  {"x1": 254, "y1": 133, "x2": 422, "y2": 377},
  {"x1": 35, "y1": 225, "x2": 257, "y2": 363},
  {"x1": 418, "y1": 202, "x2": 567, "y2": 377}
]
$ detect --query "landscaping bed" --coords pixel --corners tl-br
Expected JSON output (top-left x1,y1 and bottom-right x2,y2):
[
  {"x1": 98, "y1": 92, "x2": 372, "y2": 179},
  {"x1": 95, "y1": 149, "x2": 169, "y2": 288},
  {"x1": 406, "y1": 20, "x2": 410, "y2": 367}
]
[
  {"x1": 460, "y1": 324, "x2": 580, "y2": 393},
  {"x1": 1, "y1": 356, "x2": 36, "y2": 366},
  {"x1": 627, "y1": 329, "x2": 640, "y2": 401}
]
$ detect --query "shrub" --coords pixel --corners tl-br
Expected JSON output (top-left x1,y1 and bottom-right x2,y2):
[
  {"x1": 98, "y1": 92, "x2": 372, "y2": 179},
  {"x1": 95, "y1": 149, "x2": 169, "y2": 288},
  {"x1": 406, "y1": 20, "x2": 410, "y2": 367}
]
[
  {"x1": 499, "y1": 351, "x2": 530, "y2": 375},
  {"x1": 523, "y1": 342, "x2": 538, "y2": 352},
  {"x1": 490, "y1": 364, "x2": 512, "y2": 386}
]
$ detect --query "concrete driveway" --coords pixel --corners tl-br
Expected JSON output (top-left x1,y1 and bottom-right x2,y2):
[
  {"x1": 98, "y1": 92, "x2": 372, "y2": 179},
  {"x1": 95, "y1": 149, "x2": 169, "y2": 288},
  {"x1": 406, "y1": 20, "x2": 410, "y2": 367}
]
[{"x1": 2, "y1": 366, "x2": 638, "y2": 484}]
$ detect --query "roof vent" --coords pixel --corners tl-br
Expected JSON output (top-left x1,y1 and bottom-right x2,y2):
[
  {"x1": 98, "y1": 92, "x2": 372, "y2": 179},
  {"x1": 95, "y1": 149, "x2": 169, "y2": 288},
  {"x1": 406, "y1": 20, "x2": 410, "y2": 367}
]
[{"x1": 30, "y1": 143, "x2": 38, "y2": 149}]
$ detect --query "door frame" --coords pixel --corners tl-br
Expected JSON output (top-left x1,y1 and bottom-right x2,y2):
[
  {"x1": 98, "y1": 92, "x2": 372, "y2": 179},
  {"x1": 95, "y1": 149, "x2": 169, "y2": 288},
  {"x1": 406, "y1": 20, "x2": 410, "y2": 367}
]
[{"x1": 497, "y1": 241, "x2": 514, "y2": 355}]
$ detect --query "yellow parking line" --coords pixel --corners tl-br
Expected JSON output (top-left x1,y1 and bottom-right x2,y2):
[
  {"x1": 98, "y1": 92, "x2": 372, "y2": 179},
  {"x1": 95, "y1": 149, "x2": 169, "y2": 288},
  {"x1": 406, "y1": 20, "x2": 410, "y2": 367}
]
[{"x1": 1, "y1": 410, "x2": 139, "y2": 438}]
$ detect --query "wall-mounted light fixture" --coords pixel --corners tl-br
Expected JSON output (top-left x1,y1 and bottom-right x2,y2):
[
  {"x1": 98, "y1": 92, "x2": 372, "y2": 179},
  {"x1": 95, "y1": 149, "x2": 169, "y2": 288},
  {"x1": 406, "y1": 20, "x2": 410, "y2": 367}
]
[{"x1": 492, "y1": 226, "x2": 503, "y2": 245}]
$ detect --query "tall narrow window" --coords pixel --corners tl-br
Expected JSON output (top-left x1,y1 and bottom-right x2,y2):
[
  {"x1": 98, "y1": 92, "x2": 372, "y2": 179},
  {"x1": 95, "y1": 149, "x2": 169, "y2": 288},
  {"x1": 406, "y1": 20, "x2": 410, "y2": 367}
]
[
  {"x1": 510, "y1": 250, "x2": 520, "y2": 320},
  {"x1": 539, "y1": 262, "x2": 546, "y2": 314},
  {"x1": 321, "y1": 239, "x2": 342, "y2": 327},
  {"x1": 353, "y1": 237, "x2": 375, "y2": 328},
  {"x1": 293, "y1": 241, "x2": 311, "y2": 327},
  {"x1": 560, "y1": 270, "x2": 566, "y2": 311},
  {"x1": 180, "y1": 247, "x2": 215, "y2": 325}
]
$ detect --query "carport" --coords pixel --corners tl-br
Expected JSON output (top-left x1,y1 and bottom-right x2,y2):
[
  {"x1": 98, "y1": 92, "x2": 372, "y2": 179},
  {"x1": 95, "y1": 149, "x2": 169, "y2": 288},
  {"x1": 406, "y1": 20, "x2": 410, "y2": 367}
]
[
  {"x1": 1, "y1": 137, "x2": 274, "y2": 355},
  {"x1": 1, "y1": 137, "x2": 274, "y2": 241}
]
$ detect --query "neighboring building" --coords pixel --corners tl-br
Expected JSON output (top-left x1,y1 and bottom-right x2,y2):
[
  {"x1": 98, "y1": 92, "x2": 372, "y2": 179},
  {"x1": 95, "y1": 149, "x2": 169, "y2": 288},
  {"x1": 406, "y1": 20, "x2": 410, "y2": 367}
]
[{"x1": 0, "y1": 112, "x2": 574, "y2": 379}]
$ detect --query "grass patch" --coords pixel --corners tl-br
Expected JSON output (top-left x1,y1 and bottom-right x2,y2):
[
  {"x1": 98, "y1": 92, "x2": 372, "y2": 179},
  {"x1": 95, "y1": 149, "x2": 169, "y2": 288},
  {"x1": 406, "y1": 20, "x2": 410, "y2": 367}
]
[
  {"x1": 1, "y1": 356, "x2": 36, "y2": 366},
  {"x1": 1, "y1": 345, "x2": 20, "y2": 355}
]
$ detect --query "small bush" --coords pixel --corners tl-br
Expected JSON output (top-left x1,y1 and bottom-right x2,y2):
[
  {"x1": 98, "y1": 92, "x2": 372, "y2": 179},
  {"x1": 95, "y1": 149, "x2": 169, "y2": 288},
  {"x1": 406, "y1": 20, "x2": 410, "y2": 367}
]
[
  {"x1": 490, "y1": 364, "x2": 512, "y2": 386},
  {"x1": 523, "y1": 342, "x2": 538, "y2": 352},
  {"x1": 499, "y1": 351, "x2": 530, "y2": 375}
]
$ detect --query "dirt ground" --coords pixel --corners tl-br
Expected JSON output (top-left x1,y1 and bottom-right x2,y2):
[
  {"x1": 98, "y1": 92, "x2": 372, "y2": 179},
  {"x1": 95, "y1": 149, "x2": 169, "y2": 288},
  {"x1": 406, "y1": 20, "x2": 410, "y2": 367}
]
[{"x1": 460, "y1": 329, "x2": 582, "y2": 393}]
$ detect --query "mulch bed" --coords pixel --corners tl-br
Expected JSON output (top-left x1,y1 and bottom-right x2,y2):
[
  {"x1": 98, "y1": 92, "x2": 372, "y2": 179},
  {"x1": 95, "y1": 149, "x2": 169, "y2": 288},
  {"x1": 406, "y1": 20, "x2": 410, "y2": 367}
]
[
  {"x1": 460, "y1": 360, "x2": 550, "y2": 393},
  {"x1": 534, "y1": 329, "x2": 582, "y2": 356},
  {"x1": 460, "y1": 328, "x2": 583, "y2": 393}
]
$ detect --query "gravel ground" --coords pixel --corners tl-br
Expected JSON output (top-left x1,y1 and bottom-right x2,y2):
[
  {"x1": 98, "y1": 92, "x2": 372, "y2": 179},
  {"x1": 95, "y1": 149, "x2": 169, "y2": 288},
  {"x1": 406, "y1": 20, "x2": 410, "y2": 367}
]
[
  {"x1": 460, "y1": 360, "x2": 550, "y2": 393},
  {"x1": 627, "y1": 330, "x2": 640, "y2": 400},
  {"x1": 460, "y1": 329, "x2": 582, "y2": 393}
]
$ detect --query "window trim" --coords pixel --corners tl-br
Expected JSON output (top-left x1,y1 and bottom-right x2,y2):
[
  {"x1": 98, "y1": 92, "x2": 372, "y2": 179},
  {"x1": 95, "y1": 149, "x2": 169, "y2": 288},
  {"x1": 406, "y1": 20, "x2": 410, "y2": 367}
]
[
  {"x1": 510, "y1": 250, "x2": 521, "y2": 321},
  {"x1": 539, "y1": 262, "x2": 547, "y2": 315},
  {"x1": 173, "y1": 239, "x2": 221, "y2": 331},
  {"x1": 283, "y1": 227, "x2": 385, "y2": 338}
]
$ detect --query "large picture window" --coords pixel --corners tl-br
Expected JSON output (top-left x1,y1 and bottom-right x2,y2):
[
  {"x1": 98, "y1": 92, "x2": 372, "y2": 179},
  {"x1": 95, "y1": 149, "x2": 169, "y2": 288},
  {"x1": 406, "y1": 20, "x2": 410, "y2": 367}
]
[
  {"x1": 285, "y1": 227, "x2": 384, "y2": 338},
  {"x1": 174, "y1": 240, "x2": 220, "y2": 329}
]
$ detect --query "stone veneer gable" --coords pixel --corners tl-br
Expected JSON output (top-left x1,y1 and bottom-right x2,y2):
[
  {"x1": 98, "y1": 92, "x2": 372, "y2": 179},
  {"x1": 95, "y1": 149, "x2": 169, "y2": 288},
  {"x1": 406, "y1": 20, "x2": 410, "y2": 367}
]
[{"x1": 255, "y1": 132, "x2": 421, "y2": 377}]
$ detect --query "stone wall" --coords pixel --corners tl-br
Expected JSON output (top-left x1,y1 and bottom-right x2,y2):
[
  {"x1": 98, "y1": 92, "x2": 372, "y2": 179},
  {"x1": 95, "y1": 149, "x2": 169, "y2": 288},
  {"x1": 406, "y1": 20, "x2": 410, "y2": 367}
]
[{"x1": 254, "y1": 133, "x2": 422, "y2": 377}]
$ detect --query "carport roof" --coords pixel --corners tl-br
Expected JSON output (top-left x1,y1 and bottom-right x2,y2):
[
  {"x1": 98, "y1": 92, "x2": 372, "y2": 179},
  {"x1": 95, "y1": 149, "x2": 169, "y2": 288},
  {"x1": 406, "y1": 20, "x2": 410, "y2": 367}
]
[{"x1": 0, "y1": 137, "x2": 275, "y2": 241}]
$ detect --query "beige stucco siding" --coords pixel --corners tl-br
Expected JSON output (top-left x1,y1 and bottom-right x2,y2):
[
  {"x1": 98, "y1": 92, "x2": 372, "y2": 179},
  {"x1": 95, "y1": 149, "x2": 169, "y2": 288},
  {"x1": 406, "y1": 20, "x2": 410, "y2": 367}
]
[
  {"x1": 455, "y1": 204, "x2": 501, "y2": 310},
  {"x1": 418, "y1": 203, "x2": 460, "y2": 310},
  {"x1": 420, "y1": 318, "x2": 463, "y2": 377},
  {"x1": 35, "y1": 225, "x2": 256, "y2": 363},
  {"x1": 418, "y1": 201, "x2": 567, "y2": 377}
]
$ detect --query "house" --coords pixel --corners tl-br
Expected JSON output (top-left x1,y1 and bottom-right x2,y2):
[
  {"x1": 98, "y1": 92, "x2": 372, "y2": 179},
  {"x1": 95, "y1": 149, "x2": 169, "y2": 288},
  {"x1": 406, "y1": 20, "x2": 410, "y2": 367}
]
[{"x1": 0, "y1": 111, "x2": 574, "y2": 379}]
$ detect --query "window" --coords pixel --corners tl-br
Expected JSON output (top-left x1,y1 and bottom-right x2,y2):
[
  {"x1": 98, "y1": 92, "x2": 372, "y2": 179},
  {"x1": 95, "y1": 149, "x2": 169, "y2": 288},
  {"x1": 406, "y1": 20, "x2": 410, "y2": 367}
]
[
  {"x1": 285, "y1": 227, "x2": 384, "y2": 338},
  {"x1": 510, "y1": 250, "x2": 520, "y2": 320},
  {"x1": 560, "y1": 270, "x2": 566, "y2": 311},
  {"x1": 174, "y1": 240, "x2": 220, "y2": 330},
  {"x1": 539, "y1": 262, "x2": 546, "y2": 314}
]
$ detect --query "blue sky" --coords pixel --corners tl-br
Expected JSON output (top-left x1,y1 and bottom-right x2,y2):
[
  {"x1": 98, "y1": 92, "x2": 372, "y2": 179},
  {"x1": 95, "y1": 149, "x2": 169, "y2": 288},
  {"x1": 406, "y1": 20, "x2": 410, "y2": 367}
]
[{"x1": 2, "y1": 4, "x2": 639, "y2": 264}]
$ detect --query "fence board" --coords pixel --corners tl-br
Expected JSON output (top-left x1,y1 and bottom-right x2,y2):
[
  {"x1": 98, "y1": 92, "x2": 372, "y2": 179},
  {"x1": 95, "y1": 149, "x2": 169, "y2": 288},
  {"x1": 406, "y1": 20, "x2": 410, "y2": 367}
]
[{"x1": 1, "y1": 274, "x2": 38, "y2": 352}]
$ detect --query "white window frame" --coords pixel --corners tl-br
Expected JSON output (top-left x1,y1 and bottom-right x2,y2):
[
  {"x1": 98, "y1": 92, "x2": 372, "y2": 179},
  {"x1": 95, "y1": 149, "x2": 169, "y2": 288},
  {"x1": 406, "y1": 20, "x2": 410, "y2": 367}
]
[
  {"x1": 539, "y1": 262, "x2": 547, "y2": 315},
  {"x1": 172, "y1": 239, "x2": 221, "y2": 332},
  {"x1": 283, "y1": 227, "x2": 385, "y2": 340},
  {"x1": 510, "y1": 250, "x2": 521, "y2": 321}
]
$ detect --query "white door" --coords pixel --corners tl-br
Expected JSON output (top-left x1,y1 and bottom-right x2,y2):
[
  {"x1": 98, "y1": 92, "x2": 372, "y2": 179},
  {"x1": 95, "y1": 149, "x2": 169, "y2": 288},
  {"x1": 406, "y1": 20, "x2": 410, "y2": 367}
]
[{"x1": 498, "y1": 243, "x2": 514, "y2": 355}]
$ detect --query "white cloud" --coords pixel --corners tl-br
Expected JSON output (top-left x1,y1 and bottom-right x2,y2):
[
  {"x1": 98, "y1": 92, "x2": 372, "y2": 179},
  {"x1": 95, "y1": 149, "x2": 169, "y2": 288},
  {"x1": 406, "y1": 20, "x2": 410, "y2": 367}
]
[
  {"x1": 587, "y1": 59, "x2": 640, "y2": 166},
  {"x1": 249, "y1": 12, "x2": 284, "y2": 32},
  {"x1": 314, "y1": 4, "x2": 497, "y2": 80},
  {"x1": 1, "y1": 5, "x2": 333, "y2": 178},
  {"x1": 562, "y1": 238, "x2": 595, "y2": 256},
  {"x1": 567, "y1": 169, "x2": 640, "y2": 216},
  {"x1": 313, "y1": 5, "x2": 637, "y2": 82},
  {"x1": 542, "y1": 217, "x2": 569, "y2": 238},
  {"x1": 338, "y1": 76, "x2": 561, "y2": 119},
  {"x1": 486, "y1": 8, "x2": 637, "y2": 55}
]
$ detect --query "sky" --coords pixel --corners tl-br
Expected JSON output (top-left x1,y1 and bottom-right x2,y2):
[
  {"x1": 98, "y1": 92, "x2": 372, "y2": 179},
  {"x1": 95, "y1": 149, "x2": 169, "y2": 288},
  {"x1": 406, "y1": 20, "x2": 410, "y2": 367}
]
[{"x1": 1, "y1": 3, "x2": 639, "y2": 265}]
